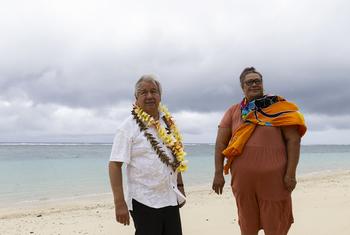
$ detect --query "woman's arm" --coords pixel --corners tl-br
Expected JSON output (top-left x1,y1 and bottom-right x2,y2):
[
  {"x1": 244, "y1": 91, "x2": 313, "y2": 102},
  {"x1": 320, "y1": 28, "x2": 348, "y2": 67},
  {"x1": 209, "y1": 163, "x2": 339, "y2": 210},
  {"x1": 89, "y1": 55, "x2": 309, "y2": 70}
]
[
  {"x1": 212, "y1": 127, "x2": 232, "y2": 194},
  {"x1": 281, "y1": 125, "x2": 301, "y2": 192}
]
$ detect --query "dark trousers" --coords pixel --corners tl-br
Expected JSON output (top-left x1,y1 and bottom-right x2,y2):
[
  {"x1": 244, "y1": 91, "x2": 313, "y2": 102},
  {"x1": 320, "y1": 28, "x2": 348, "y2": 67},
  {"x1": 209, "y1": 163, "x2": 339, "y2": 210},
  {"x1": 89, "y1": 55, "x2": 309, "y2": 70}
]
[{"x1": 130, "y1": 199, "x2": 182, "y2": 235}]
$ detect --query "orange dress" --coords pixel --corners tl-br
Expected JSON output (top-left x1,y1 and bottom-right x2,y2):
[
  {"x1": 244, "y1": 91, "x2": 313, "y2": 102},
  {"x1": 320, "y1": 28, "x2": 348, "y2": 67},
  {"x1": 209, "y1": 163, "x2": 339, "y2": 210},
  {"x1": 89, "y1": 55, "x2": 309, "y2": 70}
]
[{"x1": 220, "y1": 104, "x2": 293, "y2": 234}]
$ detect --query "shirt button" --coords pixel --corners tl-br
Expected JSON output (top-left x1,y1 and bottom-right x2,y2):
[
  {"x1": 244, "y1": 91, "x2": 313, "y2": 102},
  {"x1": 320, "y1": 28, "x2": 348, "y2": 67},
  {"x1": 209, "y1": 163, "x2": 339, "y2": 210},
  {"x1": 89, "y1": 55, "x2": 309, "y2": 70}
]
[
  {"x1": 172, "y1": 186, "x2": 175, "y2": 189},
  {"x1": 170, "y1": 172, "x2": 172, "y2": 175}
]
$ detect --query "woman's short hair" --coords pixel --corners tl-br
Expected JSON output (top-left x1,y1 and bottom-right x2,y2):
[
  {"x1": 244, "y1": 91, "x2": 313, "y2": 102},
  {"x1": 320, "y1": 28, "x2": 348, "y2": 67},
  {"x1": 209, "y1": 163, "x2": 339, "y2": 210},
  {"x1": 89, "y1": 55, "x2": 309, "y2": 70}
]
[
  {"x1": 134, "y1": 74, "x2": 162, "y2": 98},
  {"x1": 239, "y1": 67, "x2": 263, "y2": 87}
]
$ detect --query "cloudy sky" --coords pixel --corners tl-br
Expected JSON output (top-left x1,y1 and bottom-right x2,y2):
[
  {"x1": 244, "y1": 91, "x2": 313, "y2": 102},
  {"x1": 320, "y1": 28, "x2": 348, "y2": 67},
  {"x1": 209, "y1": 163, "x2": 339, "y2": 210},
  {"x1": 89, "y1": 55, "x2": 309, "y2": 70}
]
[{"x1": 1, "y1": 0, "x2": 349, "y2": 144}]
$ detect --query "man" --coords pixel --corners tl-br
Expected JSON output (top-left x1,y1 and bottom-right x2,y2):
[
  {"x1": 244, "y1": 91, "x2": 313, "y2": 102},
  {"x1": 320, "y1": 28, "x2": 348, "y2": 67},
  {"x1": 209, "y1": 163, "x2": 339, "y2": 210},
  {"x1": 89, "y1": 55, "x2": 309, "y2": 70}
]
[{"x1": 109, "y1": 75, "x2": 187, "y2": 235}]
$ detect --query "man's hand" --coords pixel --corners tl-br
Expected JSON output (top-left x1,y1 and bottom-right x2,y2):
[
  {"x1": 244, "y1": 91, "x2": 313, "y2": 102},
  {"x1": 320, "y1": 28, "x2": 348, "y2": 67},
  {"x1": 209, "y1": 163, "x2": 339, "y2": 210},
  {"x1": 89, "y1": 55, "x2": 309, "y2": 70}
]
[
  {"x1": 178, "y1": 186, "x2": 186, "y2": 208},
  {"x1": 212, "y1": 173, "x2": 225, "y2": 195},
  {"x1": 115, "y1": 200, "x2": 130, "y2": 225},
  {"x1": 284, "y1": 175, "x2": 297, "y2": 192}
]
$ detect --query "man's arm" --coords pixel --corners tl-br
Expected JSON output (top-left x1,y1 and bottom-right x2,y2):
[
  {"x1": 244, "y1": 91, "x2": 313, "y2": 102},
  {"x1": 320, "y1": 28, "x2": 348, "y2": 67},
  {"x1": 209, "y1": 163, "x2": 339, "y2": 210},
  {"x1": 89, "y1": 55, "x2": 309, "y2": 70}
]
[
  {"x1": 177, "y1": 172, "x2": 186, "y2": 208},
  {"x1": 212, "y1": 127, "x2": 232, "y2": 194},
  {"x1": 281, "y1": 125, "x2": 301, "y2": 192},
  {"x1": 109, "y1": 161, "x2": 130, "y2": 225}
]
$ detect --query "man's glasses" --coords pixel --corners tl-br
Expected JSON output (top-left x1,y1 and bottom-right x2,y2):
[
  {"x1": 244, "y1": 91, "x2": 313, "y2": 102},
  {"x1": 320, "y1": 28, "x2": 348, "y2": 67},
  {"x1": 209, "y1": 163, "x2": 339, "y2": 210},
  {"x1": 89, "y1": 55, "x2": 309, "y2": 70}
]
[{"x1": 244, "y1": 79, "x2": 262, "y2": 87}]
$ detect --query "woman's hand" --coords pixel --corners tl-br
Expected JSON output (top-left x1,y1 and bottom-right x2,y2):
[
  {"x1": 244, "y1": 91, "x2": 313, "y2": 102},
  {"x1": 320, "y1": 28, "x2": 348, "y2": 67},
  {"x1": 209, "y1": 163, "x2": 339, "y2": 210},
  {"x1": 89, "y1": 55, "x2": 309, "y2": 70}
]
[
  {"x1": 284, "y1": 175, "x2": 297, "y2": 192},
  {"x1": 212, "y1": 172, "x2": 225, "y2": 195}
]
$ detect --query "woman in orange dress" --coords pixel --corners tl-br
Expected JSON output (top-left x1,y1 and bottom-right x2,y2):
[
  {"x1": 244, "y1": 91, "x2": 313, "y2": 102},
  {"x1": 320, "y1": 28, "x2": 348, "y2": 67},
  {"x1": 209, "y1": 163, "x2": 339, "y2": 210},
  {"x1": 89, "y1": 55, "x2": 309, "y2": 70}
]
[{"x1": 212, "y1": 67, "x2": 306, "y2": 235}]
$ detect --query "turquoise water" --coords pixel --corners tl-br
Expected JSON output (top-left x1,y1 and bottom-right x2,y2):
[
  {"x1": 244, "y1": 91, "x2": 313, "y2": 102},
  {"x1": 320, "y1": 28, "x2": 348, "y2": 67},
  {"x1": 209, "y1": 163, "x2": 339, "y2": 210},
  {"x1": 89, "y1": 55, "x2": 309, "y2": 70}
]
[{"x1": 0, "y1": 144, "x2": 350, "y2": 206}]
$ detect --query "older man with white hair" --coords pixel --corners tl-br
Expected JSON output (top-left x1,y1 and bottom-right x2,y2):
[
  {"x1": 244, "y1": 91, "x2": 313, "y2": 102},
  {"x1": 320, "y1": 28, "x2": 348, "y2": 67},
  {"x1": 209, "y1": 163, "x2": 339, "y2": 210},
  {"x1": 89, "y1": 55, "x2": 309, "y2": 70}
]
[{"x1": 109, "y1": 74, "x2": 187, "y2": 235}]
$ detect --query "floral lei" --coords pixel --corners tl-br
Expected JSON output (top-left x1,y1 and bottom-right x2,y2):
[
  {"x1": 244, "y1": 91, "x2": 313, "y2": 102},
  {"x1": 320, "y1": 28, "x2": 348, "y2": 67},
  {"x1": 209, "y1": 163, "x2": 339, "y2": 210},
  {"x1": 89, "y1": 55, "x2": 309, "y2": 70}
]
[{"x1": 131, "y1": 103, "x2": 188, "y2": 172}]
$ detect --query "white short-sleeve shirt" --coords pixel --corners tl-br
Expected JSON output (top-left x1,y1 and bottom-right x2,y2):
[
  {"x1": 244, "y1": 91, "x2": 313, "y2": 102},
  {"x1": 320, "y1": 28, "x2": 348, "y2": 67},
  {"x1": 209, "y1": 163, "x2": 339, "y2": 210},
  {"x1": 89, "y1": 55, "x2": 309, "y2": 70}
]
[{"x1": 110, "y1": 114, "x2": 186, "y2": 210}]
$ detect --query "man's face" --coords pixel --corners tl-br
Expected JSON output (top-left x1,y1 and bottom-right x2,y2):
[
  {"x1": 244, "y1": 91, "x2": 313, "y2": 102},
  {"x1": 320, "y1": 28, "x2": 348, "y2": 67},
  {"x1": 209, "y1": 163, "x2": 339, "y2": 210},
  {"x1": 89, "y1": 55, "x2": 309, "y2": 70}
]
[
  {"x1": 242, "y1": 73, "x2": 264, "y2": 101},
  {"x1": 135, "y1": 81, "x2": 161, "y2": 114}
]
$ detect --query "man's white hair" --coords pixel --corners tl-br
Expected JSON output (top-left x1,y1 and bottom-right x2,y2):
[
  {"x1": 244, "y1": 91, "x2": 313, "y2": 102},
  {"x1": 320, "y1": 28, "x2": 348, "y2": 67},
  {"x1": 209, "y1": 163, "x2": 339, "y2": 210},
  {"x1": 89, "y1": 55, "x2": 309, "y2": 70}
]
[{"x1": 134, "y1": 74, "x2": 162, "y2": 98}]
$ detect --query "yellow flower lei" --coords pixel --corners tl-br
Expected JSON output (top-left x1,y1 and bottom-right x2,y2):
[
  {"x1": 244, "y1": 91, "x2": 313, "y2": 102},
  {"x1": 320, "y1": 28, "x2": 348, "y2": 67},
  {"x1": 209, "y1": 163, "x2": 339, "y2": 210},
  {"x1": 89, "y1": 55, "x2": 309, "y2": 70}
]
[{"x1": 133, "y1": 103, "x2": 188, "y2": 172}]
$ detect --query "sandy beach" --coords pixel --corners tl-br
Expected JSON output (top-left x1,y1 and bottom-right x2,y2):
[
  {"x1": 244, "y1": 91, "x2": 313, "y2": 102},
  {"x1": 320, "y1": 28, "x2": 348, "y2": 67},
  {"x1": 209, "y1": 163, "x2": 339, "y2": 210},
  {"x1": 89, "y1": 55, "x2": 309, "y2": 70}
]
[{"x1": 1, "y1": 170, "x2": 350, "y2": 235}]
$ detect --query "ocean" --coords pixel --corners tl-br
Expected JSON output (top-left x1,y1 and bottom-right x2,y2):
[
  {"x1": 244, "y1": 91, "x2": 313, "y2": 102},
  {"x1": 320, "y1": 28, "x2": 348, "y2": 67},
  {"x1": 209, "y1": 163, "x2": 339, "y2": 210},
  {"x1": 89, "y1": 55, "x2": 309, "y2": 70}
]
[{"x1": 1, "y1": 144, "x2": 350, "y2": 207}]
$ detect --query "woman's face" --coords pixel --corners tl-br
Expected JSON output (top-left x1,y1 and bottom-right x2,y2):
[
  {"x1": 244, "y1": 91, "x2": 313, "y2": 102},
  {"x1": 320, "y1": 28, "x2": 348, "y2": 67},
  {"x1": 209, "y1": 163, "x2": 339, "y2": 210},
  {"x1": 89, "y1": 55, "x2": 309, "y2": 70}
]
[
  {"x1": 135, "y1": 81, "x2": 161, "y2": 115},
  {"x1": 242, "y1": 73, "x2": 264, "y2": 101}
]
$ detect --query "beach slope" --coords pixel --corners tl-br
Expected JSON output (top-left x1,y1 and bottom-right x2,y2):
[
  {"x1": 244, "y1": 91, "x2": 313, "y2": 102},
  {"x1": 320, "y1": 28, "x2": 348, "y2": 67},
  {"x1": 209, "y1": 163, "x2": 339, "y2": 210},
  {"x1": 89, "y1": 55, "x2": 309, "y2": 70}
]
[{"x1": 1, "y1": 171, "x2": 350, "y2": 235}]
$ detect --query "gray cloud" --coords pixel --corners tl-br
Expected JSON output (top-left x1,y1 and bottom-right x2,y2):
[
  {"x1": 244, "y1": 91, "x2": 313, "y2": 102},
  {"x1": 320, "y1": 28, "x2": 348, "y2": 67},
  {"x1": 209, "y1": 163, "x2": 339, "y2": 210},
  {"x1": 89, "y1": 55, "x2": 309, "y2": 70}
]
[
  {"x1": 1, "y1": 0, "x2": 350, "y2": 143},
  {"x1": 2, "y1": 37, "x2": 349, "y2": 114}
]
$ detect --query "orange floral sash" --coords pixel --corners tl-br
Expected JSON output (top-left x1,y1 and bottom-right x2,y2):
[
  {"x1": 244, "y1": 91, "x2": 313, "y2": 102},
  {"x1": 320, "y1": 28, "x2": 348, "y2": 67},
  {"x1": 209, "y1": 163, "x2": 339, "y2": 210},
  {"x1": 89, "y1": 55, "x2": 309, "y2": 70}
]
[{"x1": 222, "y1": 96, "x2": 307, "y2": 174}]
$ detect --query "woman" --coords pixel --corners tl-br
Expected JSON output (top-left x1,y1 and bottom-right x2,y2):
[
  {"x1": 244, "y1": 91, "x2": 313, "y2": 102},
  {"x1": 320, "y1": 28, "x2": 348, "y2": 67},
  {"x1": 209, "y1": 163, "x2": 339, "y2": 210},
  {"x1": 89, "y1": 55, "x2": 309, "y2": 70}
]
[{"x1": 212, "y1": 67, "x2": 306, "y2": 235}]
